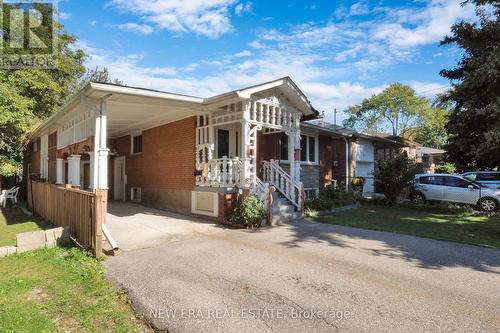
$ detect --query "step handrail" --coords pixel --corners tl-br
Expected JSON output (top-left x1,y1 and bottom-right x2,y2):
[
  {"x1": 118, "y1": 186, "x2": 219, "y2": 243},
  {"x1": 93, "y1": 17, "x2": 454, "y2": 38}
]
[{"x1": 262, "y1": 159, "x2": 303, "y2": 209}]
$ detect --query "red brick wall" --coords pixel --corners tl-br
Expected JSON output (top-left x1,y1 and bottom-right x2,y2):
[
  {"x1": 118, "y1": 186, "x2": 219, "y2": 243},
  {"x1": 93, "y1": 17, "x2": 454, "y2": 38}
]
[
  {"x1": 111, "y1": 116, "x2": 197, "y2": 192},
  {"x1": 256, "y1": 132, "x2": 281, "y2": 179},
  {"x1": 331, "y1": 138, "x2": 348, "y2": 184}
]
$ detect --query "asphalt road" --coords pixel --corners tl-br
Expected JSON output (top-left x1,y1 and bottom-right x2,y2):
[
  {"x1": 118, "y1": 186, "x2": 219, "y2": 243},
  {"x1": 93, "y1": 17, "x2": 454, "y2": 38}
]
[{"x1": 104, "y1": 218, "x2": 500, "y2": 333}]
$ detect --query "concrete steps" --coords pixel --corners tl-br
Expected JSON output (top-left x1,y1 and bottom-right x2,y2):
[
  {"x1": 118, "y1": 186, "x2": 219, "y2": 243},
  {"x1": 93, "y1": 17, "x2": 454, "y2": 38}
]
[{"x1": 270, "y1": 194, "x2": 303, "y2": 226}]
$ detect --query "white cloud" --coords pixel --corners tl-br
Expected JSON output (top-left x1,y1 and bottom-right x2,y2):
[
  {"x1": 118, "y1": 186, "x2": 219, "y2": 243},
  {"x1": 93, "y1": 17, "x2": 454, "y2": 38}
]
[
  {"x1": 116, "y1": 23, "x2": 154, "y2": 35},
  {"x1": 235, "y1": 2, "x2": 252, "y2": 16},
  {"x1": 349, "y1": 2, "x2": 370, "y2": 16},
  {"x1": 184, "y1": 63, "x2": 199, "y2": 72},
  {"x1": 109, "y1": 0, "x2": 237, "y2": 38},
  {"x1": 234, "y1": 50, "x2": 252, "y2": 57},
  {"x1": 76, "y1": 0, "x2": 467, "y2": 120},
  {"x1": 59, "y1": 12, "x2": 72, "y2": 20},
  {"x1": 406, "y1": 80, "x2": 449, "y2": 97},
  {"x1": 373, "y1": 0, "x2": 475, "y2": 47},
  {"x1": 88, "y1": 20, "x2": 97, "y2": 27}
]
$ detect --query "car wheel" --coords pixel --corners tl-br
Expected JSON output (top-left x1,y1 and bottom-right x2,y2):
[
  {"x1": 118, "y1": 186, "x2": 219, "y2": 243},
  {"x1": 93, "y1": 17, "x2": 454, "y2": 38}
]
[
  {"x1": 479, "y1": 197, "x2": 498, "y2": 212},
  {"x1": 411, "y1": 192, "x2": 426, "y2": 205}
]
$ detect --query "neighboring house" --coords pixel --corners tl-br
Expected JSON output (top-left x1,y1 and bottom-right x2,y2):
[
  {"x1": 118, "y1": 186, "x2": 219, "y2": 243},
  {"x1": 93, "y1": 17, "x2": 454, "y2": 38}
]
[
  {"x1": 366, "y1": 131, "x2": 446, "y2": 174},
  {"x1": 24, "y1": 77, "x2": 318, "y2": 221},
  {"x1": 415, "y1": 146, "x2": 446, "y2": 173},
  {"x1": 300, "y1": 120, "x2": 404, "y2": 196}
]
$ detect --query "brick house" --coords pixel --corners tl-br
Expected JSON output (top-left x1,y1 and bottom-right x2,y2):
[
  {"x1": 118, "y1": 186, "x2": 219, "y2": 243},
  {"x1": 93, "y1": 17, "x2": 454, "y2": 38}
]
[{"x1": 25, "y1": 77, "x2": 321, "y2": 221}]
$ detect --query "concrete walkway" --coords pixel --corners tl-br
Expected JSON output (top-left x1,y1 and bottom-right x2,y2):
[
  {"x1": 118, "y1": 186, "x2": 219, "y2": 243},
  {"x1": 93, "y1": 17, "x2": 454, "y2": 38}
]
[
  {"x1": 104, "y1": 213, "x2": 500, "y2": 333},
  {"x1": 106, "y1": 201, "x2": 222, "y2": 251}
]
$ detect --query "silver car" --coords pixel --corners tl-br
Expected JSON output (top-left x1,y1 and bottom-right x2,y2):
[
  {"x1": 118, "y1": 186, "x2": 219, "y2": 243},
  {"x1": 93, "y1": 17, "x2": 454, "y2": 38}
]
[
  {"x1": 411, "y1": 174, "x2": 500, "y2": 211},
  {"x1": 461, "y1": 171, "x2": 500, "y2": 189}
]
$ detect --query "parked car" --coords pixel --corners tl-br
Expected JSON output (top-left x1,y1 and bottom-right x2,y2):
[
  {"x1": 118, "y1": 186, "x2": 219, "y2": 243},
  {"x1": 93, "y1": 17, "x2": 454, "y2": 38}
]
[
  {"x1": 461, "y1": 171, "x2": 500, "y2": 189},
  {"x1": 410, "y1": 174, "x2": 500, "y2": 211}
]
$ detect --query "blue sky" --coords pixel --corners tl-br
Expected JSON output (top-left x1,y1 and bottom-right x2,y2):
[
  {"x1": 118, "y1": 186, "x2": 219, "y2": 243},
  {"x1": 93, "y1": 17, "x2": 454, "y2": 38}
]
[{"x1": 58, "y1": 0, "x2": 475, "y2": 121}]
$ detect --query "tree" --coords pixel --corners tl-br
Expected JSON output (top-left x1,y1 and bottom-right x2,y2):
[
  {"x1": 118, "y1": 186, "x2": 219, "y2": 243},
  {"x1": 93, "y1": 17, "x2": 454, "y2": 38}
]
[
  {"x1": 0, "y1": 3, "x2": 86, "y2": 180},
  {"x1": 440, "y1": 0, "x2": 500, "y2": 170},
  {"x1": 403, "y1": 97, "x2": 451, "y2": 149},
  {"x1": 343, "y1": 83, "x2": 429, "y2": 136},
  {"x1": 68, "y1": 66, "x2": 124, "y2": 97},
  {"x1": 375, "y1": 152, "x2": 420, "y2": 205}
]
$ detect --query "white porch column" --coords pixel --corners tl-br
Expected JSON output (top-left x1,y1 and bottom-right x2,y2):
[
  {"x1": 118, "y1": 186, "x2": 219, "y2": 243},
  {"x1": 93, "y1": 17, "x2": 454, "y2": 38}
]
[
  {"x1": 93, "y1": 97, "x2": 110, "y2": 190},
  {"x1": 68, "y1": 155, "x2": 81, "y2": 187},
  {"x1": 56, "y1": 158, "x2": 64, "y2": 184},
  {"x1": 241, "y1": 120, "x2": 250, "y2": 187},
  {"x1": 287, "y1": 130, "x2": 295, "y2": 182},
  {"x1": 293, "y1": 130, "x2": 301, "y2": 182},
  {"x1": 40, "y1": 134, "x2": 49, "y2": 180},
  {"x1": 88, "y1": 152, "x2": 94, "y2": 189}
]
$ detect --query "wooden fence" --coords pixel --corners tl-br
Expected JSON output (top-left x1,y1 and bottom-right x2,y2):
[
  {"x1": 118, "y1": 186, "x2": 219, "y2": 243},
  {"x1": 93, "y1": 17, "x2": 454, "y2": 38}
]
[{"x1": 27, "y1": 181, "x2": 105, "y2": 256}]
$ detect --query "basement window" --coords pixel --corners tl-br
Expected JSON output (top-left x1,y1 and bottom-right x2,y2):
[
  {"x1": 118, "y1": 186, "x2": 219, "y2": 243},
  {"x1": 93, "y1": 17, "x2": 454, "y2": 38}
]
[
  {"x1": 131, "y1": 187, "x2": 142, "y2": 201},
  {"x1": 131, "y1": 133, "x2": 143, "y2": 155}
]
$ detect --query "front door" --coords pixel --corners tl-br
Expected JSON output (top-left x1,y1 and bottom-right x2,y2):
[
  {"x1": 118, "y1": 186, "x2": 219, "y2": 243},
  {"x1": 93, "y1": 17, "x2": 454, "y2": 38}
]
[
  {"x1": 217, "y1": 129, "x2": 230, "y2": 158},
  {"x1": 114, "y1": 157, "x2": 126, "y2": 201}
]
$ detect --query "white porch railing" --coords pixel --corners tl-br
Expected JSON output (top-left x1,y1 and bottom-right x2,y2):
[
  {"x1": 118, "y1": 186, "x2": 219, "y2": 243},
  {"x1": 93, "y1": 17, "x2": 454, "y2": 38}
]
[
  {"x1": 251, "y1": 177, "x2": 270, "y2": 211},
  {"x1": 196, "y1": 157, "x2": 245, "y2": 187},
  {"x1": 263, "y1": 159, "x2": 303, "y2": 210}
]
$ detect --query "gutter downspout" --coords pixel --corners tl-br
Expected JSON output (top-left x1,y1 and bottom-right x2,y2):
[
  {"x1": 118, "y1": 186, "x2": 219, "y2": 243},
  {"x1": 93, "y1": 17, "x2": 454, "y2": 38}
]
[
  {"x1": 342, "y1": 137, "x2": 349, "y2": 191},
  {"x1": 102, "y1": 224, "x2": 118, "y2": 251}
]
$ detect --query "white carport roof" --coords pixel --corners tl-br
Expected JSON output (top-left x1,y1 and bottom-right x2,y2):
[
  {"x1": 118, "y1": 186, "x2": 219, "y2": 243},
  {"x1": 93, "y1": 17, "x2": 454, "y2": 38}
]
[{"x1": 31, "y1": 77, "x2": 318, "y2": 139}]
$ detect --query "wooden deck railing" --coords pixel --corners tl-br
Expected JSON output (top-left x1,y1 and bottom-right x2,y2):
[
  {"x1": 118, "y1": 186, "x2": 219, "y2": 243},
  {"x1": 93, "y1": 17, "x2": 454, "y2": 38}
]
[{"x1": 27, "y1": 181, "x2": 105, "y2": 256}]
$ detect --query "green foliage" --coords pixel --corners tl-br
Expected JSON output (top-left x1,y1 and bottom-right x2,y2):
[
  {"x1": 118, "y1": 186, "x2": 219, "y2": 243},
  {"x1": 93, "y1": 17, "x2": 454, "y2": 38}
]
[
  {"x1": 0, "y1": 3, "x2": 85, "y2": 177},
  {"x1": 434, "y1": 163, "x2": 457, "y2": 174},
  {"x1": 228, "y1": 195, "x2": 266, "y2": 228},
  {"x1": 404, "y1": 99, "x2": 451, "y2": 148},
  {"x1": 305, "y1": 183, "x2": 358, "y2": 211},
  {"x1": 70, "y1": 66, "x2": 124, "y2": 95},
  {"x1": 0, "y1": 247, "x2": 141, "y2": 333},
  {"x1": 440, "y1": 0, "x2": 500, "y2": 170},
  {"x1": 343, "y1": 83, "x2": 429, "y2": 136},
  {"x1": 309, "y1": 204, "x2": 500, "y2": 248},
  {"x1": 375, "y1": 152, "x2": 420, "y2": 205}
]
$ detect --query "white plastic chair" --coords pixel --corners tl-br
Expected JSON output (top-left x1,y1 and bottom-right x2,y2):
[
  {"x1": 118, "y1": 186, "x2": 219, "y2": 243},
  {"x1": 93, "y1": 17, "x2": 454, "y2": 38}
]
[{"x1": 0, "y1": 186, "x2": 20, "y2": 208}]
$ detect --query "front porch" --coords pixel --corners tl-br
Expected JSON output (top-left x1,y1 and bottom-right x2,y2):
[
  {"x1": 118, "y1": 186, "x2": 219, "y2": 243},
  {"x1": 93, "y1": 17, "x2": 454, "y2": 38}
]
[{"x1": 193, "y1": 95, "x2": 307, "y2": 213}]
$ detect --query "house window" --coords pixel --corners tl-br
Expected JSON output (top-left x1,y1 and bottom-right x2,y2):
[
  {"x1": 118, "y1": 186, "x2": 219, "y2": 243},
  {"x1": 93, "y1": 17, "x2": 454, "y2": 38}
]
[
  {"x1": 32, "y1": 141, "x2": 38, "y2": 152},
  {"x1": 131, "y1": 134, "x2": 143, "y2": 155},
  {"x1": 299, "y1": 135, "x2": 318, "y2": 163},
  {"x1": 308, "y1": 136, "x2": 316, "y2": 162},
  {"x1": 300, "y1": 136, "x2": 307, "y2": 161},
  {"x1": 131, "y1": 187, "x2": 142, "y2": 201},
  {"x1": 305, "y1": 188, "x2": 319, "y2": 198}
]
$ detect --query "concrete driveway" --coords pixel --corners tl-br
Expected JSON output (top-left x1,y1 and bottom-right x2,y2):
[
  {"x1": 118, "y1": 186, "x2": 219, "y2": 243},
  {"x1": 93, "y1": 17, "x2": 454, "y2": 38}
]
[
  {"x1": 106, "y1": 202, "x2": 223, "y2": 251},
  {"x1": 104, "y1": 209, "x2": 500, "y2": 332}
]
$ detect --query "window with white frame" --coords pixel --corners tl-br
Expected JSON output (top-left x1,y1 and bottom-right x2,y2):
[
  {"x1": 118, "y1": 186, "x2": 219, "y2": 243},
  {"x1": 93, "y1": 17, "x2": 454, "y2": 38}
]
[
  {"x1": 280, "y1": 133, "x2": 318, "y2": 163},
  {"x1": 300, "y1": 135, "x2": 318, "y2": 163},
  {"x1": 131, "y1": 133, "x2": 143, "y2": 155},
  {"x1": 131, "y1": 187, "x2": 142, "y2": 201}
]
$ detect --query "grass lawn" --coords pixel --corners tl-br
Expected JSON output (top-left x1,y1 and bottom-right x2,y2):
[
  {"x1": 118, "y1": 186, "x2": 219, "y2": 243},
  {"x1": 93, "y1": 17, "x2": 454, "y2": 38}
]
[
  {"x1": 0, "y1": 207, "x2": 53, "y2": 246},
  {"x1": 309, "y1": 204, "x2": 500, "y2": 248},
  {"x1": 0, "y1": 246, "x2": 150, "y2": 333}
]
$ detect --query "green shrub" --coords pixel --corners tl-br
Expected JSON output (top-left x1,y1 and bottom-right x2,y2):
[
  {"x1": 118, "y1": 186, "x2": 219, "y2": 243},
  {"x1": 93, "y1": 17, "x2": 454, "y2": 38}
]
[
  {"x1": 228, "y1": 195, "x2": 265, "y2": 228},
  {"x1": 375, "y1": 152, "x2": 420, "y2": 205},
  {"x1": 305, "y1": 183, "x2": 359, "y2": 211},
  {"x1": 434, "y1": 163, "x2": 456, "y2": 174}
]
